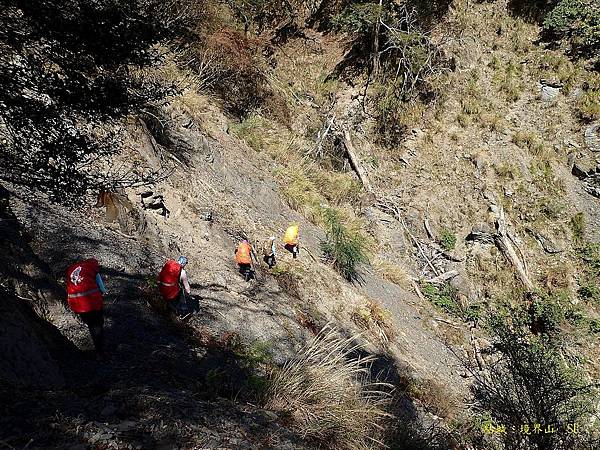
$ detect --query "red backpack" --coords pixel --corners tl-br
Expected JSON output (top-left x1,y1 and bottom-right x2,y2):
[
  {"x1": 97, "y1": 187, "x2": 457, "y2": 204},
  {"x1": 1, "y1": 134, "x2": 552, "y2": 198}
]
[
  {"x1": 158, "y1": 259, "x2": 182, "y2": 300},
  {"x1": 66, "y1": 259, "x2": 103, "y2": 313}
]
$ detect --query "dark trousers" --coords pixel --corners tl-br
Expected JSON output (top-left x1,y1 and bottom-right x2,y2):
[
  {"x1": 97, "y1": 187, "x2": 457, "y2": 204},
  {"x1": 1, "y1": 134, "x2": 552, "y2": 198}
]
[
  {"x1": 285, "y1": 244, "x2": 299, "y2": 258},
  {"x1": 79, "y1": 309, "x2": 104, "y2": 353},
  {"x1": 264, "y1": 254, "x2": 276, "y2": 268},
  {"x1": 168, "y1": 291, "x2": 190, "y2": 317},
  {"x1": 239, "y1": 263, "x2": 253, "y2": 281}
]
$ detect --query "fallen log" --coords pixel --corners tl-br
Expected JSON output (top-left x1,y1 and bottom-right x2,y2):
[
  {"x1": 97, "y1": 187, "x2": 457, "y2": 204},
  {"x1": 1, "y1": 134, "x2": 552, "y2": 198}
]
[
  {"x1": 494, "y1": 207, "x2": 535, "y2": 292},
  {"x1": 342, "y1": 128, "x2": 373, "y2": 192},
  {"x1": 424, "y1": 270, "x2": 459, "y2": 284},
  {"x1": 466, "y1": 208, "x2": 535, "y2": 292}
]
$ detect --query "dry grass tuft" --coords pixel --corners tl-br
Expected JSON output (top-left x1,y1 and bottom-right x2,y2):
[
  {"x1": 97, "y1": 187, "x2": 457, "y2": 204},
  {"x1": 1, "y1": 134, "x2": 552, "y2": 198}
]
[
  {"x1": 511, "y1": 130, "x2": 546, "y2": 155},
  {"x1": 352, "y1": 299, "x2": 396, "y2": 347},
  {"x1": 410, "y1": 378, "x2": 458, "y2": 420},
  {"x1": 374, "y1": 259, "x2": 412, "y2": 289},
  {"x1": 265, "y1": 325, "x2": 393, "y2": 449}
]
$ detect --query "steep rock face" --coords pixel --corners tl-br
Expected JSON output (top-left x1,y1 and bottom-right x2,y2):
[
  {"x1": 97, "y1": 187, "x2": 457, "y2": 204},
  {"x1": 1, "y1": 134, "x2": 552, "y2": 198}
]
[
  {"x1": 0, "y1": 288, "x2": 65, "y2": 389},
  {"x1": 0, "y1": 186, "x2": 72, "y2": 389}
]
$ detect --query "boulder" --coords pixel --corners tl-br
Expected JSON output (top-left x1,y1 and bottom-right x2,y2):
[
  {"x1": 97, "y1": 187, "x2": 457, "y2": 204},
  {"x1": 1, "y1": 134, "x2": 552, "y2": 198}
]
[
  {"x1": 540, "y1": 85, "x2": 560, "y2": 101},
  {"x1": 585, "y1": 123, "x2": 600, "y2": 152}
]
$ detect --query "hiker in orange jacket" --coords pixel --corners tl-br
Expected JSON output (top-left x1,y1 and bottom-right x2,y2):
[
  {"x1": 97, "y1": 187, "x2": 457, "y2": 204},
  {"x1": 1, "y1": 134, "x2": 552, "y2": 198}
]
[
  {"x1": 66, "y1": 258, "x2": 107, "y2": 355},
  {"x1": 235, "y1": 240, "x2": 255, "y2": 281},
  {"x1": 158, "y1": 256, "x2": 192, "y2": 319}
]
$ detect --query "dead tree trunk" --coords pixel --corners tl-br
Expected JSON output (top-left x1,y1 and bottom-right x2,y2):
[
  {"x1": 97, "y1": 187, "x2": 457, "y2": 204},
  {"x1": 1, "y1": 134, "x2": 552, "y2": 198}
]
[
  {"x1": 494, "y1": 207, "x2": 535, "y2": 292},
  {"x1": 342, "y1": 129, "x2": 373, "y2": 192}
]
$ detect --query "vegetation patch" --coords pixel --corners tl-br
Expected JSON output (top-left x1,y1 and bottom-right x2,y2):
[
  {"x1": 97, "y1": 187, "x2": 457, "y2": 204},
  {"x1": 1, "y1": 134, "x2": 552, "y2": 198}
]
[
  {"x1": 511, "y1": 130, "x2": 545, "y2": 155},
  {"x1": 422, "y1": 282, "x2": 482, "y2": 323},
  {"x1": 439, "y1": 228, "x2": 457, "y2": 251},
  {"x1": 352, "y1": 299, "x2": 396, "y2": 347},
  {"x1": 471, "y1": 310, "x2": 597, "y2": 449},
  {"x1": 543, "y1": 0, "x2": 600, "y2": 60},
  {"x1": 576, "y1": 72, "x2": 600, "y2": 121},
  {"x1": 570, "y1": 212, "x2": 586, "y2": 244},
  {"x1": 492, "y1": 59, "x2": 525, "y2": 102},
  {"x1": 321, "y1": 208, "x2": 369, "y2": 282},
  {"x1": 421, "y1": 282, "x2": 460, "y2": 316},
  {"x1": 577, "y1": 242, "x2": 600, "y2": 305},
  {"x1": 265, "y1": 326, "x2": 392, "y2": 448}
]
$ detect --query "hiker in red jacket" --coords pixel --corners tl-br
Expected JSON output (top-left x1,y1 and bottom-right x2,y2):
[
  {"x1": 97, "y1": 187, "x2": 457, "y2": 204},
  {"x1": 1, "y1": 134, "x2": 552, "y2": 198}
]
[
  {"x1": 66, "y1": 258, "x2": 107, "y2": 355},
  {"x1": 158, "y1": 256, "x2": 191, "y2": 319}
]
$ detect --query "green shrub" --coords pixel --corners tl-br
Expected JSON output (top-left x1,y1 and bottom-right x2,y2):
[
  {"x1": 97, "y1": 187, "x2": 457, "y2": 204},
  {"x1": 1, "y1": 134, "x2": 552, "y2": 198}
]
[
  {"x1": 471, "y1": 311, "x2": 597, "y2": 449},
  {"x1": 320, "y1": 208, "x2": 369, "y2": 281},
  {"x1": 421, "y1": 283, "x2": 460, "y2": 316},
  {"x1": 332, "y1": 2, "x2": 381, "y2": 34},
  {"x1": 439, "y1": 228, "x2": 457, "y2": 251},
  {"x1": 530, "y1": 292, "x2": 568, "y2": 333},
  {"x1": 543, "y1": 0, "x2": 600, "y2": 59},
  {"x1": 570, "y1": 212, "x2": 586, "y2": 243},
  {"x1": 464, "y1": 304, "x2": 483, "y2": 323}
]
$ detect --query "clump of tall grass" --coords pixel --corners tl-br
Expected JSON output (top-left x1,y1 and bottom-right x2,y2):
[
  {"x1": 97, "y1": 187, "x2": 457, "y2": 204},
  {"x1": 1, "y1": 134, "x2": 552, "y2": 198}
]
[
  {"x1": 321, "y1": 207, "x2": 369, "y2": 281},
  {"x1": 265, "y1": 325, "x2": 393, "y2": 449}
]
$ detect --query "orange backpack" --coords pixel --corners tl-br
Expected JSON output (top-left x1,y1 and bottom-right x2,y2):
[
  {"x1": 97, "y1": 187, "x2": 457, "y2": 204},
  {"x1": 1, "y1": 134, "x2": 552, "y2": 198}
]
[{"x1": 236, "y1": 242, "x2": 252, "y2": 264}]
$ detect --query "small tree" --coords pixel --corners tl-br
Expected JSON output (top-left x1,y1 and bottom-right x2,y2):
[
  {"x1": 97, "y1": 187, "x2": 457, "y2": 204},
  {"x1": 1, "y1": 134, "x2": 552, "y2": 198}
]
[
  {"x1": 543, "y1": 0, "x2": 600, "y2": 59},
  {"x1": 470, "y1": 308, "x2": 598, "y2": 449},
  {"x1": 320, "y1": 207, "x2": 369, "y2": 281}
]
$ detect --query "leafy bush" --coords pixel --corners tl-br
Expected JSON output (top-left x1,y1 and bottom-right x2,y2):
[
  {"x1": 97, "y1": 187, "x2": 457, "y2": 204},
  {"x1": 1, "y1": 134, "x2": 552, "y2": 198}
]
[
  {"x1": 471, "y1": 311, "x2": 597, "y2": 449},
  {"x1": 331, "y1": 2, "x2": 381, "y2": 34},
  {"x1": 543, "y1": 0, "x2": 600, "y2": 59},
  {"x1": 265, "y1": 325, "x2": 392, "y2": 448},
  {"x1": 529, "y1": 291, "x2": 568, "y2": 334},
  {"x1": 421, "y1": 282, "x2": 460, "y2": 316},
  {"x1": 439, "y1": 228, "x2": 457, "y2": 251},
  {"x1": 320, "y1": 208, "x2": 369, "y2": 281}
]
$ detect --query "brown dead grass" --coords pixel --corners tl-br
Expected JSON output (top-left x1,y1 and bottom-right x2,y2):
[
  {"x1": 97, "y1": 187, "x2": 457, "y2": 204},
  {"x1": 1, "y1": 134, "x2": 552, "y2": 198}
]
[{"x1": 352, "y1": 299, "x2": 396, "y2": 348}]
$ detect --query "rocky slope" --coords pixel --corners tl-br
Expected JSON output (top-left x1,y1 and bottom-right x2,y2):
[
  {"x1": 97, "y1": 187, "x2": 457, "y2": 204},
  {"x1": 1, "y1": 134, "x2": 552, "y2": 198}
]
[{"x1": 1, "y1": 0, "x2": 599, "y2": 448}]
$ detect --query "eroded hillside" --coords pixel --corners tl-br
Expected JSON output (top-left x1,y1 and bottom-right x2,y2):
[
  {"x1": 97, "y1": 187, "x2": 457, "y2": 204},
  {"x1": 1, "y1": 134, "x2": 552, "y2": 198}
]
[{"x1": 1, "y1": 0, "x2": 599, "y2": 449}]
